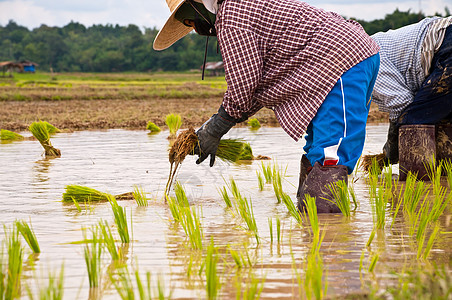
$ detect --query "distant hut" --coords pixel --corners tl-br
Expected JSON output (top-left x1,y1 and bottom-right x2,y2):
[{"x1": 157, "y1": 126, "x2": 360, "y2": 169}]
[
  {"x1": 20, "y1": 60, "x2": 38, "y2": 73},
  {"x1": 203, "y1": 61, "x2": 224, "y2": 76},
  {"x1": 0, "y1": 61, "x2": 23, "y2": 77}
]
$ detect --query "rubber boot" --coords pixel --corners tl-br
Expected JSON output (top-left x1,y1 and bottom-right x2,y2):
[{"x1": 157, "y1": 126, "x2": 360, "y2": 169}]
[
  {"x1": 296, "y1": 155, "x2": 312, "y2": 200},
  {"x1": 297, "y1": 162, "x2": 348, "y2": 214}
]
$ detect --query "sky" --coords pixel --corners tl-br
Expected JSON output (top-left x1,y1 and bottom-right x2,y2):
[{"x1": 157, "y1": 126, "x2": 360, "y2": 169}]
[{"x1": 0, "y1": 0, "x2": 450, "y2": 30}]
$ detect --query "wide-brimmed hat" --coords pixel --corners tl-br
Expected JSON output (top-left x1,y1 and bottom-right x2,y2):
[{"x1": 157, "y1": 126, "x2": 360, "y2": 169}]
[
  {"x1": 153, "y1": 0, "x2": 193, "y2": 50},
  {"x1": 153, "y1": 0, "x2": 219, "y2": 51}
]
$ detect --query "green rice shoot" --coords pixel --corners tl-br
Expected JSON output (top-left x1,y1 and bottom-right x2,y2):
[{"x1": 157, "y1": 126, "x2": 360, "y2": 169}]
[
  {"x1": 146, "y1": 121, "x2": 161, "y2": 133},
  {"x1": 27, "y1": 265, "x2": 65, "y2": 300},
  {"x1": 62, "y1": 185, "x2": 113, "y2": 202},
  {"x1": 133, "y1": 185, "x2": 149, "y2": 207},
  {"x1": 302, "y1": 195, "x2": 320, "y2": 244},
  {"x1": 98, "y1": 220, "x2": 121, "y2": 262},
  {"x1": 83, "y1": 226, "x2": 103, "y2": 288},
  {"x1": 247, "y1": 118, "x2": 261, "y2": 129},
  {"x1": 0, "y1": 129, "x2": 24, "y2": 141},
  {"x1": 328, "y1": 180, "x2": 355, "y2": 217},
  {"x1": 15, "y1": 219, "x2": 40, "y2": 253},
  {"x1": 4, "y1": 224, "x2": 24, "y2": 300},
  {"x1": 257, "y1": 171, "x2": 264, "y2": 191},
  {"x1": 205, "y1": 238, "x2": 220, "y2": 299},
  {"x1": 165, "y1": 113, "x2": 182, "y2": 138},
  {"x1": 108, "y1": 195, "x2": 130, "y2": 244},
  {"x1": 281, "y1": 193, "x2": 303, "y2": 226}
]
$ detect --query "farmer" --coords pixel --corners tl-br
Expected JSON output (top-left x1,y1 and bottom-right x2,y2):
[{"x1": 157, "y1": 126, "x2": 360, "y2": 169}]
[
  {"x1": 371, "y1": 16, "x2": 452, "y2": 166},
  {"x1": 153, "y1": 0, "x2": 380, "y2": 213}
]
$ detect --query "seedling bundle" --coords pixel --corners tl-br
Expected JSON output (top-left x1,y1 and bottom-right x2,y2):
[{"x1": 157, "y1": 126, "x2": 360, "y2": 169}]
[
  {"x1": 165, "y1": 128, "x2": 255, "y2": 196},
  {"x1": 28, "y1": 121, "x2": 61, "y2": 157}
]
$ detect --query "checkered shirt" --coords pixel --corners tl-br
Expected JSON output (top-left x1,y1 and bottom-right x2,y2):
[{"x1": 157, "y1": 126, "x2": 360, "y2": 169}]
[
  {"x1": 216, "y1": 0, "x2": 379, "y2": 141},
  {"x1": 371, "y1": 17, "x2": 441, "y2": 121}
]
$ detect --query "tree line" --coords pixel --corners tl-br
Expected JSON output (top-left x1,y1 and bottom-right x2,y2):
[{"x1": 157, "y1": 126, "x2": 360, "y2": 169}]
[{"x1": 0, "y1": 8, "x2": 449, "y2": 73}]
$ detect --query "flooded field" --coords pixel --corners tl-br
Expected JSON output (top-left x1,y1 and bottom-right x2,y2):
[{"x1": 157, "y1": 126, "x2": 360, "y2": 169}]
[{"x1": 0, "y1": 124, "x2": 450, "y2": 299}]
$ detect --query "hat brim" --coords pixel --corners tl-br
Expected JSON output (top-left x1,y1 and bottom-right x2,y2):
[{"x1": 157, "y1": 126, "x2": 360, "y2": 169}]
[{"x1": 153, "y1": 2, "x2": 194, "y2": 51}]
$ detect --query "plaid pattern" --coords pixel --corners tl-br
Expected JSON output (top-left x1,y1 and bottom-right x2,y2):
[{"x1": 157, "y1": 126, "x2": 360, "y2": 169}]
[
  {"x1": 371, "y1": 17, "x2": 444, "y2": 121},
  {"x1": 216, "y1": 0, "x2": 379, "y2": 141}
]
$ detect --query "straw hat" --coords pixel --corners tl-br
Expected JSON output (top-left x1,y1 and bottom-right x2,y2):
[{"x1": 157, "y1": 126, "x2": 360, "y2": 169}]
[
  {"x1": 153, "y1": 0, "x2": 194, "y2": 51},
  {"x1": 153, "y1": 0, "x2": 219, "y2": 50}
]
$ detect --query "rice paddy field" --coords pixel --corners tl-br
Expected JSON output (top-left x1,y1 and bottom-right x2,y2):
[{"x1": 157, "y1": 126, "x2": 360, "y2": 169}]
[{"x1": 0, "y1": 72, "x2": 450, "y2": 299}]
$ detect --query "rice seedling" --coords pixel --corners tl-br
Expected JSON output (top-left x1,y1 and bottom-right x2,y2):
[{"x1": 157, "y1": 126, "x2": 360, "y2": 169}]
[
  {"x1": 386, "y1": 264, "x2": 451, "y2": 299},
  {"x1": 133, "y1": 185, "x2": 149, "y2": 207},
  {"x1": 205, "y1": 239, "x2": 220, "y2": 300},
  {"x1": 228, "y1": 180, "x2": 260, "y2": 244},
  {"x1": 367, "y1": 163, "x2": 391, "y2": 229},
  {"x1": 4, "y1": 225, "x2": 24, "y2": 299},
  {"x1": 0, "y1": 129, "x2": 24, "y2": 141},
  {"x1": 228, "y1": 178, "x2": 241, "y2": 201},
  {"x1": 228, "y1": 245, "x2": 253, "y2": 269},
  {"x1": 15, "y1": 219, "x2": 40, "y2": 253},
  {"x1": 368, "y1": 252, "x2": 379, "y2": 273},
  {"x1": 260, "y1": 161, "x2": 273, "y2": 184},
  {"x1": 417, "y1": 222, "x2": 441, "y2": 260},
  {"x1": 256, "y1": 171, "x2": 264, "y2": 191},
  {"x1": 366, "y1": 227, "x2": 377, "y2": 248},
  {"x1": 27, "y1": 265, "x2": 64, "y2": 300},
  {"x1": 425, "y1": 159, "x2": 442, "y2": 195},
  {"x1": 247, "y1": 118, "x2": 261, "y2": 129},
  {"x1": 302, "y1": 195, "x2": 320, "y2": 243},
  {"x1": 219, "y1": 186, "x2": 232, "y2": 208},
  {"x1": 281, "y1": 193, "x2": 303, "y2": 226},
  {"x1": 268, "y1": 218, "x2": 273, "y2": 244},
  {"x1": 83, "y1": 226, "x2": 103, "y2": 288},
  {"x1": 304, "y1": 250, "x2": 327, "y2": 300},
  {"x1": 62, "y1": 185, "x2": 114, "y2": 202},
  {"x1": 165, "y1": 113, "x2": 182, "y2": 138},
  {"x1": 180, "y1": 205, "x2": 203, "y2": 250},
  {"x1": 98, "y1": 220, "x2": 121, "y2": 262},
  {"x1": 276, "y1": 217, "x2": 281, "y2": 244},
  {"x1": 234, "y1": 271, "x2": 265, "y2": 300},
  {"x1": 146, "y1": 121, "x2": 161, "y2": 133},
  {"x1": 108, "y1": 195, "x2": 130, "y2": 244},
  {"x1": 443, "y1": 159, "x2": 452, "y2": 188},
  {"x1": 28, "y1": 121, "x2": 61, "y2": 157},
  {"x1": 272, "y1": 168, "x2": 283, "y2": 204},
  {"x1": 402, "y1": 172, "x2": 429, "y2": 216},
  {"x1": 327, "y1": 180, "x2": 356, "y2": 217}
]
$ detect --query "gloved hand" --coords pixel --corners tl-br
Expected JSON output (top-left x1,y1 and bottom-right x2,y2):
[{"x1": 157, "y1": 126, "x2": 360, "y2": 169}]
[
  {"x1": 194, "y1": 105, "x2": 242, "y2": 167},
  {"x1": 383, "y1": 121, "x2": 399, "y2": 164}
]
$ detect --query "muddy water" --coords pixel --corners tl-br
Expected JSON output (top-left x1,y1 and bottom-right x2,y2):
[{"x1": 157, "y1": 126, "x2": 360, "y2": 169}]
[{"x1": 0, "y1": 124, "x2": 450, "y2": 299}]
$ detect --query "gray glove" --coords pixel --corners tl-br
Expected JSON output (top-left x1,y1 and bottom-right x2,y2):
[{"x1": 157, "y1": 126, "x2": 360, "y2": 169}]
[{"x1": 194, "y1": 105, "x2": 244, "y2": 167}]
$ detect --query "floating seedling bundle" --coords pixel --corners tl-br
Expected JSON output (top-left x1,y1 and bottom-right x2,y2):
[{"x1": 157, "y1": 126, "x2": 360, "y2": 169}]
[
  {"x1": 0, "y1": 129, "x2": 24, "y2": 141},
  {"x1": 165, "y1": 127, "x2": 255, "y2": 196},
  {"x1": 29, "y1": 121, "x2": 61, "y2": 157},
  {"x1": 62, "y1": 185, "x2": 134, "y2": 203}
]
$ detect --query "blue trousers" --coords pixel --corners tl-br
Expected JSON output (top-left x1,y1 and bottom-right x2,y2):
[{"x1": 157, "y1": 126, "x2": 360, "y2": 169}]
[
  {"x1": 303, "y1": 53, "x2": 380, "y2": 174},
  {"x1": 398, "y1": 24, "x2": 452, "y2": 125}
]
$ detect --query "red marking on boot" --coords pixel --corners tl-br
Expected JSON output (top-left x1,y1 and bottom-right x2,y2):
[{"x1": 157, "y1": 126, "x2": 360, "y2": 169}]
[{"x1": 323, "y1": 159, "x2": 338, "y2": 166}]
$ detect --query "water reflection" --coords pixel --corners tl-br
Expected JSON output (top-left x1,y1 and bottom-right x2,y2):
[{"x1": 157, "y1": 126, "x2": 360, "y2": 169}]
[{"x1": 0, "y1": 126, "x2": 450, "y2": 299}]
